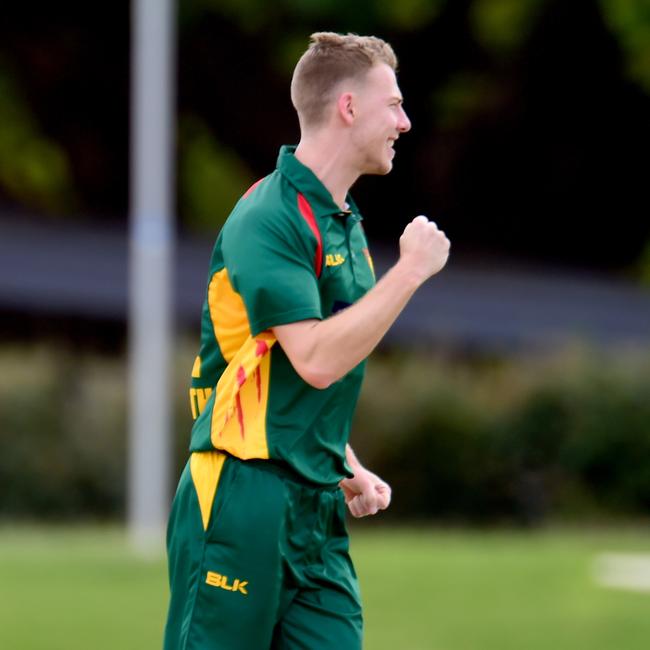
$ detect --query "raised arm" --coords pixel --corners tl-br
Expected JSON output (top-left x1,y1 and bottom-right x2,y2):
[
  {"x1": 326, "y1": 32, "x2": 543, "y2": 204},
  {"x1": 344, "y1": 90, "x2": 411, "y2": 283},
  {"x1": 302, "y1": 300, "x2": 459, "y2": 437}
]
[{"x1": 272, "y1": 216, "x2": 450, "y2": 388}]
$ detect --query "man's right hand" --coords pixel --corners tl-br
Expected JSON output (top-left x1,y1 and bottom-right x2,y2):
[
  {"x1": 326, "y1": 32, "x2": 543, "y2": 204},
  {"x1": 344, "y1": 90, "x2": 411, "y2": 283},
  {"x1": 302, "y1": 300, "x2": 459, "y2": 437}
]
[{"x1": 398, "y1": 215, "x2": 450, "y2": 285}]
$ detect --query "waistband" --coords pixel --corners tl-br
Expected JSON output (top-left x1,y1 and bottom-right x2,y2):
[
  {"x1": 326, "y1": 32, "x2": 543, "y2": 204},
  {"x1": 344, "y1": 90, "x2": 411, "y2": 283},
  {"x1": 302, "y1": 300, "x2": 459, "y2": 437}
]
[{"x1": 226, "y1": 454, "x2": 342, "y2": 492}]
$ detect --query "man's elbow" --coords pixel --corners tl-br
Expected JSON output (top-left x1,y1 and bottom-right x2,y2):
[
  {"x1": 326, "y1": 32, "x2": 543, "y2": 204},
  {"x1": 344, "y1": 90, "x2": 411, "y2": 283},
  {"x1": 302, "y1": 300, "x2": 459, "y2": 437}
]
[
  {"x1": 298, "y1": 364, "x2": 337, "y2": 390},
  {"x1": 273, "y1": 322, "x2": 335, "y2": 388}
]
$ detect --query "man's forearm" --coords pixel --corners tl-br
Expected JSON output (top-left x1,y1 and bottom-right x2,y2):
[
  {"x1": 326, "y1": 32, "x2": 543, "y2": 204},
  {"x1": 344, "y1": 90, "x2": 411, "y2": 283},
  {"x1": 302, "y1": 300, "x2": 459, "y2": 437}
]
[
  {"x1": 300, "y1": 261, "x2": 421, "y2": 386},
  {"x1": 273, "y1": 217, "x2": 449, "y2": 389}
]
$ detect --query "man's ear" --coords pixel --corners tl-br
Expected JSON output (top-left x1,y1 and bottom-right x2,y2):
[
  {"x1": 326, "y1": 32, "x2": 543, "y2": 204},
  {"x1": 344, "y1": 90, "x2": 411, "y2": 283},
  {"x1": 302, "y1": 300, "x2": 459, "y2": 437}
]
[{"x1": 336, "y1": 92, "x2": 355, "y2": 126}]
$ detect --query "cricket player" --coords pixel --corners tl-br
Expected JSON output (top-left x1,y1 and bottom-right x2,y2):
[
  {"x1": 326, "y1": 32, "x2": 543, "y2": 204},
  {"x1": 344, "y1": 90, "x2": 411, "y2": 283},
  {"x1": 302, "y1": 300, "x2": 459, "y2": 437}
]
[{"x1": 164, "y1": 32, "x2": 450, "y2": 650}]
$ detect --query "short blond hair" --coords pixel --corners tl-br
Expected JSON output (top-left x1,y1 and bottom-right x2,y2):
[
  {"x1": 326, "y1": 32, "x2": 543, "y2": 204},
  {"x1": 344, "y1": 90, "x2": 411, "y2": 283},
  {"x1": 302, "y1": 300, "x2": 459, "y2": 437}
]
[{"x1": 291, "y1": 32, "x2": 398, "y2": 129}]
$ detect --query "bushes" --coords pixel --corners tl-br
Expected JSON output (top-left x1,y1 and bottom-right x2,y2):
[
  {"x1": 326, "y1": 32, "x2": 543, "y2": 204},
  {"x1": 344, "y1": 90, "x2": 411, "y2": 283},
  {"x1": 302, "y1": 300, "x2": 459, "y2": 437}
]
[
  {"x1": 352, "y1": 346, "x2": 650, "y2": 523},
  {"x1": 0, "y1": 347, "x2": 127, "y2": 518},
  {"x1": 1, "y1": 342, "x2": 649, "y2": 522}
]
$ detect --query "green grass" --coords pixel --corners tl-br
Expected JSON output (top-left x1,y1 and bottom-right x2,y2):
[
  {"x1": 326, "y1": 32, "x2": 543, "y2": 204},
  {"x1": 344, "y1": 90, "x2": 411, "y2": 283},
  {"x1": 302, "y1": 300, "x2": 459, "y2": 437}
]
[
  {"x1": 0, "y1": 525, "x2": 649, "y2": 649},
  {"x1": 0, "y1": 526, "x2": 168, "y2": 650},
  {"x1": 355, "y1": 527, "x2": 650, "y2": 650}
]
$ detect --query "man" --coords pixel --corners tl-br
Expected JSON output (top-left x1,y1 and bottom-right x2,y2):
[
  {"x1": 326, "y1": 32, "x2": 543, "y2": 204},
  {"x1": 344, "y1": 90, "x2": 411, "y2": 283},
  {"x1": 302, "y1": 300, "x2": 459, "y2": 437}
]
[{"x1": 164, "y1": 32, "x2": 450, "y2": 650}]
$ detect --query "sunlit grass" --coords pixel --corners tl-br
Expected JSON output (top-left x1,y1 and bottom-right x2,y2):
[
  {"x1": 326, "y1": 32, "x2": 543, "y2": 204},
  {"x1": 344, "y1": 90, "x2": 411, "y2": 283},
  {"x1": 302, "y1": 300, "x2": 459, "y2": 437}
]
[
  {"x1": 0, "y1": 525, "x2": 649, "y2": 650},
  {"x1": 0, "y1": 526, "x2": 167, "y2": 650},
  {"x1": 355, "y1": 526, "x2": 650, "y2": 650}
]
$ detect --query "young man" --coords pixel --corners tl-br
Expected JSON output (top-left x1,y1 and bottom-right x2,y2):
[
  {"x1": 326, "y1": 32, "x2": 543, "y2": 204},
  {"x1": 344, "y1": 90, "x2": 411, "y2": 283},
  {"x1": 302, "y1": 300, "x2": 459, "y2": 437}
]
[{"x1": 164, "y1": 32, "x2": 450, "y2": 650}]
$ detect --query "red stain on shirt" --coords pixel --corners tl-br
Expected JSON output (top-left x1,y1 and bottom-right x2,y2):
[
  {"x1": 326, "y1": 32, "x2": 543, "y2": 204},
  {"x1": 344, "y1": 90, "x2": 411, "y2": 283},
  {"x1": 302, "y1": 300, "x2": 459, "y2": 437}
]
[
  {"x1": 237, "y1": 365, "x2": 246, "y2": 387},
  {"x1": 235, "y1": 393, "x2": 245, "y2": 439},
  {"x1": 254, "y1": 367, "x2": 261, "y2": 402},
  {"x1": 255, "y1": 339, "x2": 269, "y2": 357}
]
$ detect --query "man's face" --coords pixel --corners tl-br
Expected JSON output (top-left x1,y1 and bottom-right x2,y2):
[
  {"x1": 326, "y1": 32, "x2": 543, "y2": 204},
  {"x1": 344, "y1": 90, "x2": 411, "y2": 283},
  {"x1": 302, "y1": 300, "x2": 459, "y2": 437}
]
[{"x1": 349, "y1": 63, "x2": 411, "y2": 175}]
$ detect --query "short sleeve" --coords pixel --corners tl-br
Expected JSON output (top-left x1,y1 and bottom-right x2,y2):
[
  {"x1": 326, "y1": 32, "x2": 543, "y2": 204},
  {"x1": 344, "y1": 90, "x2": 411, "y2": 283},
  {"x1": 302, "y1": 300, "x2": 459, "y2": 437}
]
[{"x1": 222, "y1": 206, "x2": 323, "y2": 336}]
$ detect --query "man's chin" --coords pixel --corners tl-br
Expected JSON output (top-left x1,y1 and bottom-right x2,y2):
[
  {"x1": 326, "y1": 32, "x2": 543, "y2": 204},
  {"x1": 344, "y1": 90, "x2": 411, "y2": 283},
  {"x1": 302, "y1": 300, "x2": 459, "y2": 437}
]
[
  {"x1": 378, "y1": 161, "x2": 393, "y2": 175},
  {"x1": 364, "y1": 160, "x2": 393, "y2": 176},
  {"x1": 381, "y1": 152, "x2": 395, "y2": 174}
]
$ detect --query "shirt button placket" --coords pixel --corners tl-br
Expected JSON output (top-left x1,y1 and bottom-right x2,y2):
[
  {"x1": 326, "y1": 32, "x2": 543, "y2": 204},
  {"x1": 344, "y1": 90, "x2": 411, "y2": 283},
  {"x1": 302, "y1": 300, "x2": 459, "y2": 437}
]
[{"x1": 345, "y1": 214, "x2": 362, "y2": 284}]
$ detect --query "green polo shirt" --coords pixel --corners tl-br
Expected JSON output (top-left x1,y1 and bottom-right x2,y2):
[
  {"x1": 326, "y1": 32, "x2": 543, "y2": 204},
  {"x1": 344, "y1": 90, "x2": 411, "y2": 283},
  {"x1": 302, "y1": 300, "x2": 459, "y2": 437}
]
[{"x1": 187, "y1": 145, "x2": 376, "y2": 485}]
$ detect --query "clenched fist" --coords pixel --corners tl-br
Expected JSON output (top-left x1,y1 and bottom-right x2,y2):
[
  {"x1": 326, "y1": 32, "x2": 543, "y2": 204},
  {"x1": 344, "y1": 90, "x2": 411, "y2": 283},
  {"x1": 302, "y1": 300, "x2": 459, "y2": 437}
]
[{"x1": 398, "y1": 215, "x2": 450, "y2": 284}]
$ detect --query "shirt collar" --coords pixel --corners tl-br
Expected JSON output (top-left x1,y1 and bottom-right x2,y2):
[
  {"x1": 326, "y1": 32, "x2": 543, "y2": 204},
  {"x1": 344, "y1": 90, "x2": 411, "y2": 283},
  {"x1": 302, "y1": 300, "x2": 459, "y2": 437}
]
[{"x1": 276, "y1": 145, "x2": 359, "y2": 219}]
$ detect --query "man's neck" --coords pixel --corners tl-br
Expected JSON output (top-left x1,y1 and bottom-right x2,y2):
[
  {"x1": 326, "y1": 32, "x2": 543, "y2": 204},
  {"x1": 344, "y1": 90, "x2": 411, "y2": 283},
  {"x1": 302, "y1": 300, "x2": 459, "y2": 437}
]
[{"x1": 294, "y1": 136, "x2": 359, "y2": 210}]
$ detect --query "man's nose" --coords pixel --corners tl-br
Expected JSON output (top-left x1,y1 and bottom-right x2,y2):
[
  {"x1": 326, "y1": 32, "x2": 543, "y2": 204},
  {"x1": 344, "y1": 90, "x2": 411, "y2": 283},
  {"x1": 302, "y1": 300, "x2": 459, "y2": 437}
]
[{"x1": 399, "y1": 108, "x2": 411, "y2": 133}]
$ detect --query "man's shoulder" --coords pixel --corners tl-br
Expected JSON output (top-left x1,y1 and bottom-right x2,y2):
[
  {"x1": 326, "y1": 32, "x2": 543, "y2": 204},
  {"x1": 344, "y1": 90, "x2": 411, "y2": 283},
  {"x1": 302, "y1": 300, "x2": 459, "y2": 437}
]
[
  {"x1": 238, "y1": 170, "x2": 295, "y2": 212},
  {"x1": 224, "y1": 171, "x2": 306, "y2": 236}
]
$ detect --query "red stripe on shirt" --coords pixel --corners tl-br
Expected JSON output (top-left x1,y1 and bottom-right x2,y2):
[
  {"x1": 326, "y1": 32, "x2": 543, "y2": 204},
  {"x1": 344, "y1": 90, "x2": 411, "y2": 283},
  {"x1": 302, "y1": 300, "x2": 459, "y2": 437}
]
[
  {"x1": 242, "y1": 178, "x2": 264, "y2": 199},
  {"x1": 296, "y1": 193, "x2": 323, "y2": 277}
]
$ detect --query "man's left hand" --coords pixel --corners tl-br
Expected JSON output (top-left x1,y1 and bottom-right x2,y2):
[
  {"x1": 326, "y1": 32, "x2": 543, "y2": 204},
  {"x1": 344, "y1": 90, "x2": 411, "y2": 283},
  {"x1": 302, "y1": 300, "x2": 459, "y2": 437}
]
[{"x1": 340, "y1": 468, "x2": 391, "y2": 518}]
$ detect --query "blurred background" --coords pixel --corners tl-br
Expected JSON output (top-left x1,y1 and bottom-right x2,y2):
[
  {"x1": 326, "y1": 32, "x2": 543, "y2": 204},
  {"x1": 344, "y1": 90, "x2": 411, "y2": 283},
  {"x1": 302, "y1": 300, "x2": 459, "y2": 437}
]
[{"x1": 1, "y1": 1, "x2": 649, "y2": 649}]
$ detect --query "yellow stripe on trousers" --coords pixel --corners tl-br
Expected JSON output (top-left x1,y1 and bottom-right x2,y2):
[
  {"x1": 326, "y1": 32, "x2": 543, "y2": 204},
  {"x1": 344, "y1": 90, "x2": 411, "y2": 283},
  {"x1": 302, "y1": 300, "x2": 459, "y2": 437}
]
[{"x1": 190, "y1": 450, "x2": 227, "y2": 531}]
